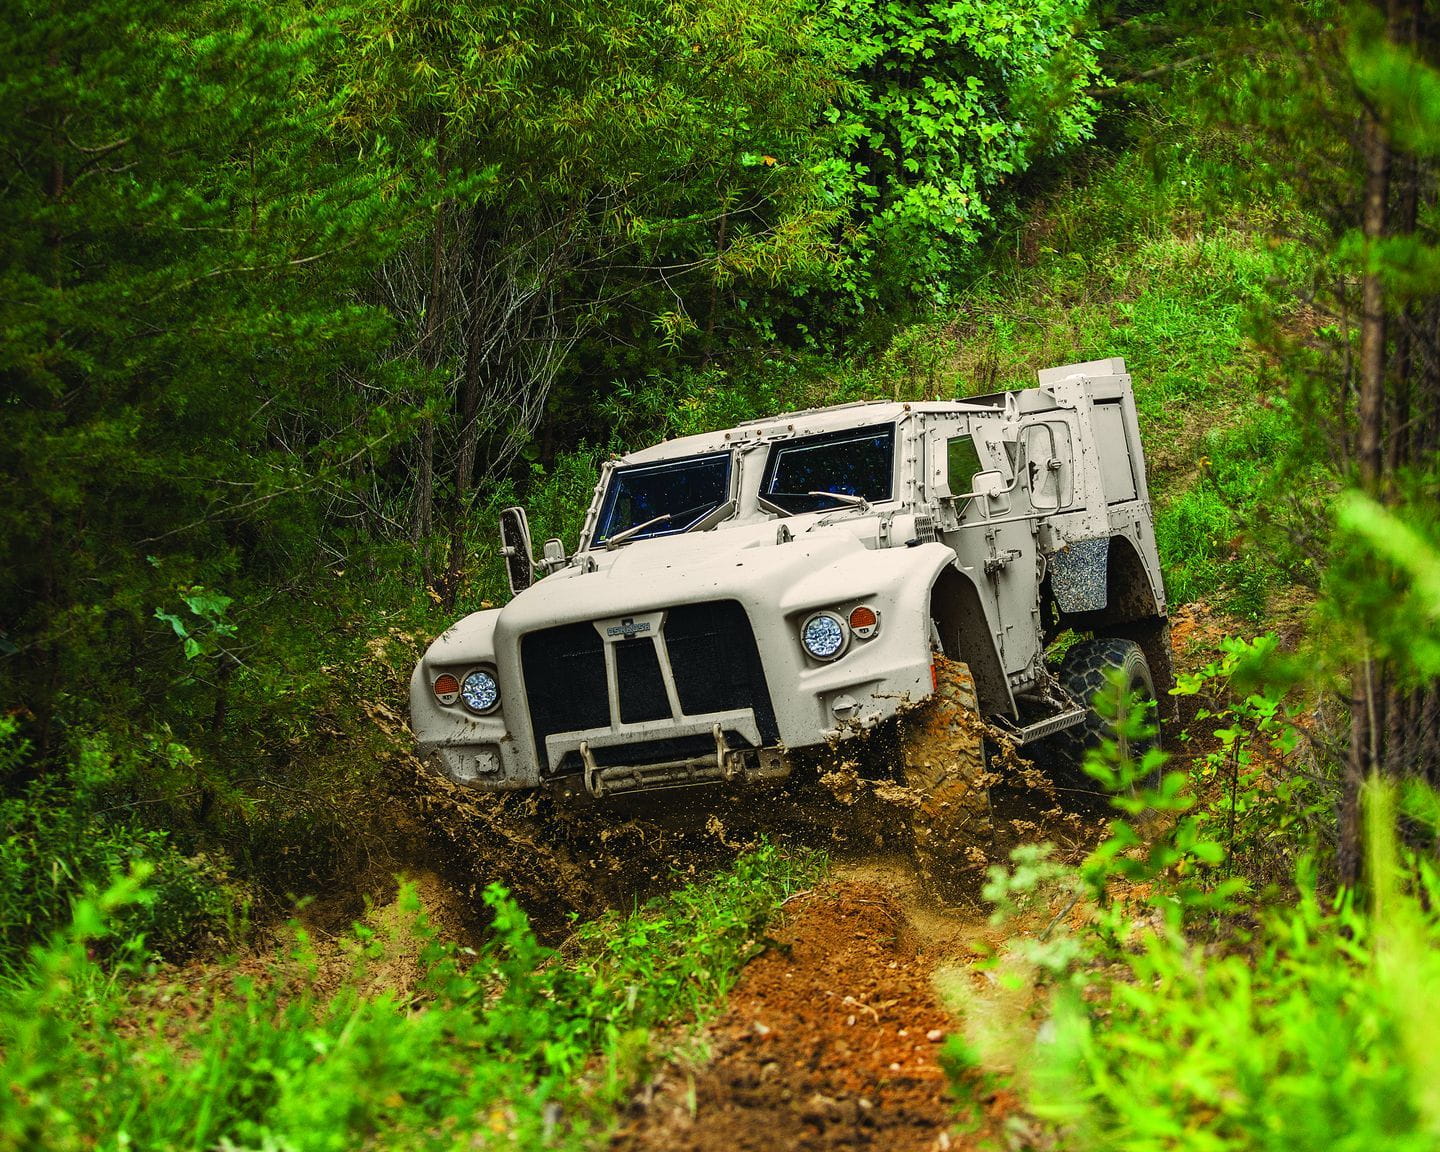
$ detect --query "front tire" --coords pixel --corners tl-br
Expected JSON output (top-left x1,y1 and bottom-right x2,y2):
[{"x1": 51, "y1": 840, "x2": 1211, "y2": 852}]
[{"x1": 899, "y1": 656, "x2": 993, "y2": 903}]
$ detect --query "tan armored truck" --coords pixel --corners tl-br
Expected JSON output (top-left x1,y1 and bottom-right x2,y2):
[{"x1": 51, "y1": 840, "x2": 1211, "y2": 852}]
[{"x1": 410, "y1": 357, "x2": 1173, "y2": 891}]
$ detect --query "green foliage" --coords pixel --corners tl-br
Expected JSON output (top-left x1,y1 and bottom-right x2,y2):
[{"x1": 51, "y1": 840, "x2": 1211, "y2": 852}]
[
  {"x1": 0, "y1": 719, "x2": 235, "y2": 967},
  {"x1": 1155, "y1": 407, "x2": 1301, "y2": 617},
  {"x1": 964, "y1": 665, "x2": 1440, "y2": 1151},
  {"x1": 1331, "y1": 492, "x2": 1440, "y2": 680},
  {"x1": 1028, "y1": 782, "x2": 1440, "y2": 1152},
  {"x1": 337, "y1": 0, "x2": 848, "y2": 520},
  {"x1": 0, "y1": 843, "x2": 820, "y2": 1152},
  {"x1": 979, "y1": 843, "x2": 1089, "y2": 978},
  {"x1": 1208, "y1": 0, "x2": 1440, "y2": 640},
  {"x1": 813, "y1": 0, "x2": 1102, "y2": 308},
  {"x1": 874, "y1": 67, "x2": 1316, "y2": 624},
  {"x1": 154, "y1": 584, "x2": 238, "y2": 662},
  {"x1": 1344, "y1": 5, "x2": 1440, "y2": 160},
  {"x1": 0, "y1": 0, "x2": 419, "y2": 751},
  {"x1": 1174, "y1": 635, "x2": 1333, "y2": 887},
  {"x1": 1071, "y1": 673, "x2": 1246, "y2": 935}
]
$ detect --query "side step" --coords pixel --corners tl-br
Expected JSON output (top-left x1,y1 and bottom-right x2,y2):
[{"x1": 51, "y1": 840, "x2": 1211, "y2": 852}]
[{"x1": 1008, "y1": 707, "x2": 1087, "y2": 746}]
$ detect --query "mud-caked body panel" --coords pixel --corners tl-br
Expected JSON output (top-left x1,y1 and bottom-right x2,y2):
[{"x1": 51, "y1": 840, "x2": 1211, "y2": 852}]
[{"x1": 411, "y1": 357, "x2": 1171, "y2": 796}]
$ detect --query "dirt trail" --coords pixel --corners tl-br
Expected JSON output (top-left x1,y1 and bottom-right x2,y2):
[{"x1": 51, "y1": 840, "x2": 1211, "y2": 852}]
[{"x1": 611, "y1": 857, "x2": 1012, "y2": 1152}]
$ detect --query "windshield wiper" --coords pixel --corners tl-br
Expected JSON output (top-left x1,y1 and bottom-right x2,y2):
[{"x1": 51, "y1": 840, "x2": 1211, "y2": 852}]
[
  {"x1": 808, "y1": 490, "x2": 870, "y2": 512},
  {"x1": 604, "y1": 513, "x2": 671, "y2": 550}
]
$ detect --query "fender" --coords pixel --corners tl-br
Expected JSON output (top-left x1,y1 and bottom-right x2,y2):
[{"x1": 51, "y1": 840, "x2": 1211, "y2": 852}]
[
  {"x1": 410, "y1": 607, "x2": 539, "y2": 789},
  {"x1": 775, "y1": 540, "x2": 957, "y2": 621},
  {"x1": 421, "y1": 607, "x2": 503, "y2": 672},
  {"x1": 776, "y1": 541, "x2": 1012, "y2": 719},
  {"x1": 929, "y1": 563, "x2": 1014, "y2": 717}
]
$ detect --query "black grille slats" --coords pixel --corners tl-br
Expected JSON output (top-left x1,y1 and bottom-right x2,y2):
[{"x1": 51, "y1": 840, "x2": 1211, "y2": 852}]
[
  {"x1": 615, "y1": 638, "x2": 670, "y2": 724},
  {"x1": 521, "y1": 622, "x2": 608, "y2": 773},
  {"x1": 665, "y1": 601, "x2": 779, "y2": 744},
  {"x1": 520, "y1": 600, "x2": 778, "y2": 776}
]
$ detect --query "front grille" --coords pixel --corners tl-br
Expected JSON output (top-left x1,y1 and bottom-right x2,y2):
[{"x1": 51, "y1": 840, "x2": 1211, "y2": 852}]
[
  {"x1": 665, "y1": 601, "x2": 779, "y2": 743},
  {"x1": 615, "y1": 637, "x2": 670, "y2": 724},
  {"x1": 520, "y1": 600, "x2": 777, "y2": 775},
  {"x1": 521, "y1": 623, "x2": 608, "y2": 773}
]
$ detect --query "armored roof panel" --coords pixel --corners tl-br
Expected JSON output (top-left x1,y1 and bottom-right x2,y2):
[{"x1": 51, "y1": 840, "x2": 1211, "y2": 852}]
[
  {"x1": 619, "y1": 400, "x2": 916, "y2": 465},
  {"x1": 613, "y1": 370, "x2": 1109, "y2": 467}
]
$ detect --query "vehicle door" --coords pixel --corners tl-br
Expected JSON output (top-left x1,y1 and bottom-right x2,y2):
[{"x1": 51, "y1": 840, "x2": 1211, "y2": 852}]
[{"x1": 927, "y1": 415, "x2": 1073, "y2": 679}]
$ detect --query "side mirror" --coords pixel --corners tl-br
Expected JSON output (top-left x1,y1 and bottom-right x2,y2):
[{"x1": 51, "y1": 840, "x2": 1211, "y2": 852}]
[
  {"x1": 541, "y1": 537, "x2": 567, "y2": 572},
  {"x1": 972, "y1": 470, "x2": 1008, "y2": 499},
  {"x1": 498, "y1": 507, "x2": 535, "y2": 596}
]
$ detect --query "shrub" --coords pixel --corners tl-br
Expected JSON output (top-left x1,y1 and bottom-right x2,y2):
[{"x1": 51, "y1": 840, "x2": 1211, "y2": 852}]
[
  {"x1": 1032, "y1": 783, "x2": 1440, "y2": 1152},
  {"x1": 0, "y1": 842, "x2": 820, "y2": 1152},
  {"x1": 0, "y1": 719, "x2": 236, "y2": 968},
  {"x1": 957, "y1": 670, "x2": 1440, "y2": 1151}
]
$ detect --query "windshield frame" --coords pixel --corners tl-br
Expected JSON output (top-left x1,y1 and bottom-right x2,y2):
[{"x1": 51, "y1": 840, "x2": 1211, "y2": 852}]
[
  {"x1": 758, "y1": 422, "x2": 898, "y2": 517},
  {"x1": 587, "y1": 449, "x2": 737, "y2": 548}
]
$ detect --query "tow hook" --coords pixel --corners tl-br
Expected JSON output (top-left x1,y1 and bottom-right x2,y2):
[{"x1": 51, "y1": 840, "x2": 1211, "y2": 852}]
[{"x1": 580, "y1": 740, "x2": 603, "y2": 798}]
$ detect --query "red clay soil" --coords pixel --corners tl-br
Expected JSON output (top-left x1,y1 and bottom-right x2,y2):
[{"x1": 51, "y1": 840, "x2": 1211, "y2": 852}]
[{"x1": 612, "y1": 881, "x2": 973, "y2": 1152}]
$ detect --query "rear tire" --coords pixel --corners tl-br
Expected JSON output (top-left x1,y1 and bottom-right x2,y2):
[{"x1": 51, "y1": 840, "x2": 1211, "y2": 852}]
[
  {"x1": 899, "y1": 656, "x2": 993, "y2": 903},
  {"x1": 1046, "y1": 637, "x2": 1158, "y2": 785}
]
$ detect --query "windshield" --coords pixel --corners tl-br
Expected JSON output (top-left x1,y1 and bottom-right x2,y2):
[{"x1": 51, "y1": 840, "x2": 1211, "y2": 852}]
[
  {"x1": 593, "y1": 452, "x2": 733, "y2": 544},
  {"x1": 760, "y1": 424, "x2": 896, "y2": 515}
]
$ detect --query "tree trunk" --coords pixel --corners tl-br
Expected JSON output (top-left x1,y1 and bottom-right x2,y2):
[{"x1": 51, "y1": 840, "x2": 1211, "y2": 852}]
[
  {"x1": 1375, "y1": 6, "x2": 1440, "y2": 792},
  {"x1": 413, "y1": 140, "x2": 448, "y2": 592},
  {"x1": 1386, "y1": 149, "x2": 1416, "y2": 474},
  {"x1": 1340, "y1": 76, "x2": 1393, "y2": 887},
  {"x1": 1355, "y1": 115, "x2": 1389, "y2": 496},
  {"x1": 440, "y1": 211, "x2": 494, "y2": 609}
]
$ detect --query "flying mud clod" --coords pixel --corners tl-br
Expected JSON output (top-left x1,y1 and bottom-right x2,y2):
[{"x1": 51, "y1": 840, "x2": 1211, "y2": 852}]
[{"x1": 897, "y1": 657, "x2": 997, "y2": 904}]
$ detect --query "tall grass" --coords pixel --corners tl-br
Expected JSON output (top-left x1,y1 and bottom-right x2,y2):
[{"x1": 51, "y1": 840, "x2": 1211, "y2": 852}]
[{"x1": 0, "y1": 843, "x2": 820, "y2": 1152}]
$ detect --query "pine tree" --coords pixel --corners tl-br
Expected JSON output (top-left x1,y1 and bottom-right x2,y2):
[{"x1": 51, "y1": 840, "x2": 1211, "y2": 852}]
[{"x1": 1214, "y1": 0, "x2": 1440, "y2": 880}]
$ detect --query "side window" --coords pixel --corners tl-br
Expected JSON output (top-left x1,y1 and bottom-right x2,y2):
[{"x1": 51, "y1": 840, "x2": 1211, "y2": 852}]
[
  {"x1": 1019, "y1": 421, "x2": 1075, "y2": 510},
  {"x1": 945, "y1": 435, "x2": 983, "y2": 496},
  {"x1": 761, "y1": 424, "x2": 896, "y2": 514}
]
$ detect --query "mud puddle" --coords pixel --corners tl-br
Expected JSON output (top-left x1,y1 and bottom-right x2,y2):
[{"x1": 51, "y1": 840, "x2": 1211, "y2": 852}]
[{"x1": 610, "y1": 857, "x2": 1021, "y2": 1152}]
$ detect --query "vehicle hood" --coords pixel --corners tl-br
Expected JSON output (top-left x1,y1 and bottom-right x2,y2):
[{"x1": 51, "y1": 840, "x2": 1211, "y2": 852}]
[{"x1": 496, "y1": 516, "x2": 935, "y2": 636}]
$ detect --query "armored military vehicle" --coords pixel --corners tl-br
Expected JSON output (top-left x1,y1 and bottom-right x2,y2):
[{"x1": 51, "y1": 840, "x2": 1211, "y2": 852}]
[{"x1": 410, "y1": 357, "x2": 1173, "y2": 893}]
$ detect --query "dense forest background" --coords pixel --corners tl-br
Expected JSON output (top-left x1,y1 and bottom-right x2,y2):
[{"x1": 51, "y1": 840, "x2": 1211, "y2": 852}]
[
  {"x1": 0, "y1": 0, "x2": 1117, "y2": 942},
  {"x1": 4, "y1": 0, "x2": 1440, "y2": 1147}
]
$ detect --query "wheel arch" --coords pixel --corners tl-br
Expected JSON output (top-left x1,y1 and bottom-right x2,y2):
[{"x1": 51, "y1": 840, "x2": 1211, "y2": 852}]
[
  {"x1": 929, "y1": 565, "x2": 1014, "y2": 718},
  {"x1": 1054, "y1": 533, "x2": 1176, "y2": 720}
]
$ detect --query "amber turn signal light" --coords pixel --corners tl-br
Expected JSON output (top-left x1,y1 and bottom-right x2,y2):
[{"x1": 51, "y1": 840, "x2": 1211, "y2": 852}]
[
  {"x1": 433, "y1": 673, "x2": 461, "y2": 705},
  {"x1": 848, "y1": 605, "x2": 879, "y2": 638}
]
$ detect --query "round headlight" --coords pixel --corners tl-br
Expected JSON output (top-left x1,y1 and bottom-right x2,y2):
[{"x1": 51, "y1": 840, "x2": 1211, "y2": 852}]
[
  {"x1": 460, "y1": 668, "x2": 500, "y2": 714},
  {"x1": 801, "y1": 612, "x2": 848, "y2": 661}
]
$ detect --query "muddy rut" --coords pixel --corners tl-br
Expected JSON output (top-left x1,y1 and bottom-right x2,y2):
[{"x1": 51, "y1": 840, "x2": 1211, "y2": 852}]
[
  {"x1": 611, "y1": 858, "x2": 1017, "y2": 1152},
  {"x1": 390, "y1": 721, "x2": 1103, "y2": 1149}
]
